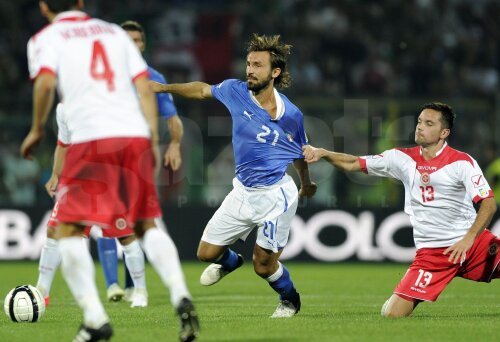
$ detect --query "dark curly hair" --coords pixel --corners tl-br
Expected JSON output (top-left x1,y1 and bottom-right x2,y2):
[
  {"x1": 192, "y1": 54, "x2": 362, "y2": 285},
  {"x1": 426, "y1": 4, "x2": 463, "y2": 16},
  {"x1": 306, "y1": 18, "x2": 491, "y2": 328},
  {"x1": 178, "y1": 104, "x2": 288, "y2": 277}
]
[
  {"x1": 421, "y1": 102, "x2": 456, "y2": 130},
  {"x1": 247, "y1": 34, "x2": 292, "y2": 89}
]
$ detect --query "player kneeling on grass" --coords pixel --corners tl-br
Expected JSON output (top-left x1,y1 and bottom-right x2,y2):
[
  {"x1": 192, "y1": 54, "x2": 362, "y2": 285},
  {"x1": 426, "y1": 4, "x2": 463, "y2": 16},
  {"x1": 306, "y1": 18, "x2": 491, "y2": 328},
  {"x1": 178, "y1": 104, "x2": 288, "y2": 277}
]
[
  {"x1": 303, "y1": 102, "x2": 497, "y2": 318},
  {"x1": 151, "y1": 33, "x2": 317, "y2": 318}
]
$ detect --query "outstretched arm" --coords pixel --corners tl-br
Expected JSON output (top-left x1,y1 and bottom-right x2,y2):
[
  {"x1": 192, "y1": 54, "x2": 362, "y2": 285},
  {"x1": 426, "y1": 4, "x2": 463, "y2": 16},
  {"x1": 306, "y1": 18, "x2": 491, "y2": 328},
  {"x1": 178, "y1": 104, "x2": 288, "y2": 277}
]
[
  {"x1": 302, "y1": 145, "x2": 362, "y2": 172},
  {"x1": 150, "y1": 81, "x2": 213, "y2": 100},
  {"x1": 135, "y1": 75, "x2": 160, "y2": 173},
  {"x1": 443, "y1": 197, "x2": 497, "y2": 264},
  {"x1": 293, "y1": 158, "x2": 317, "y2": 198}
]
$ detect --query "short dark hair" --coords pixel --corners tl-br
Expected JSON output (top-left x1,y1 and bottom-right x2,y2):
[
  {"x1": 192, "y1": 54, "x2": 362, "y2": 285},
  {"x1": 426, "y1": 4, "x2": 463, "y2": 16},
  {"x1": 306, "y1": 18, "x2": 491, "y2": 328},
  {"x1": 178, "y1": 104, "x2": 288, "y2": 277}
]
[
  {"x1": 120, "y1": 20, "x2": 145, "y2": 42},
  {"x1": 247, "y1": 34, "x2": 292, "y2": 89},
  {"x1": 421, "y1": 102, "x2": 456, "y2": 130},
  {"x1": 43, "y1": 0, "x2": 79, "y2": 13}
]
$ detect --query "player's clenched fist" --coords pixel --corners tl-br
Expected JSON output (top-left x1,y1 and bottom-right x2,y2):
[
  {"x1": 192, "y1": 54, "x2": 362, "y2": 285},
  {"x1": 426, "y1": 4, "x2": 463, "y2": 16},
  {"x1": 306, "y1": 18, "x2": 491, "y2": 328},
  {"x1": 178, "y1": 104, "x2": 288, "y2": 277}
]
[
  {"x1": 20, "y1": 129, "x2": 44, "y2": 160},
  {"x1": 299, "y1": 182, "x2": 317, "y2": 198},
  {"x1": 302, "y1": 145, "x2": 324, "y2": 163}
]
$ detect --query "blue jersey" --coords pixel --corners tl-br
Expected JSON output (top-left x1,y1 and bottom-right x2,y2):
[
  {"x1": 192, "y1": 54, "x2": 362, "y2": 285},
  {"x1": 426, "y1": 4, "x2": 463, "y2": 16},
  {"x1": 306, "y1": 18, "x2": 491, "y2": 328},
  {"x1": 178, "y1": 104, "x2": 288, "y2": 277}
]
[
  {"x1": 212, "y1": 79, "x2": 307, "y2": 187},
  {"x1": 148, "y1": 66, "x2": 177, "y2": 119}
]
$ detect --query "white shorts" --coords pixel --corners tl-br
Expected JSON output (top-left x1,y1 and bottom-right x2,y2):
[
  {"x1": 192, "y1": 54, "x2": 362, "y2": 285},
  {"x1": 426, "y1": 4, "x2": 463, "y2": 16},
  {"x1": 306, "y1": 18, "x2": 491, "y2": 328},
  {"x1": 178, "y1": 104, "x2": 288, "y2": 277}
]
[{"x1": 202, "y1": 174, "x2": 298, "y2": 253}]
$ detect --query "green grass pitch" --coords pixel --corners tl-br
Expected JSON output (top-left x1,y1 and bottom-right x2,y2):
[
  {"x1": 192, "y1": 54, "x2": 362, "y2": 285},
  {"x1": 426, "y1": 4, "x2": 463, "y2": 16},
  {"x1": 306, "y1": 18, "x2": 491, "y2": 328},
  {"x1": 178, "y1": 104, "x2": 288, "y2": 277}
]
[{"x1": 0, "y1": 262, "x2": 499, "y2": 341}]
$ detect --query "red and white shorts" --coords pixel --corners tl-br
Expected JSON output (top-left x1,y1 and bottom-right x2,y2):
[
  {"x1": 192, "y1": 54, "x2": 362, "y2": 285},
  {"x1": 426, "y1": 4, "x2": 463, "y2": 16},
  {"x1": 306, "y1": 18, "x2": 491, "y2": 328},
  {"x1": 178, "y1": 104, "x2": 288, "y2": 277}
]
[
  {"x1": 394, "y1": 230, "x2": 500, "y2": 302},
  {"x1": 50, "y1": 137, "x2": 161, "y2": 238},
  {"x1": 48, "y1": 207, "x2": 133, "y2": 239}
]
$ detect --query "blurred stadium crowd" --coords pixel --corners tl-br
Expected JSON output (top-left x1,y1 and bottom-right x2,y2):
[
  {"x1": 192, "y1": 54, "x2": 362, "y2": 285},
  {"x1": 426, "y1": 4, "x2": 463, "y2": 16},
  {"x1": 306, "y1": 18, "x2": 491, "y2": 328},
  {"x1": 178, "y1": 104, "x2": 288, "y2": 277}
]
[{"x1": 0, "y1": 0, "x2": 499, "y2": 207}]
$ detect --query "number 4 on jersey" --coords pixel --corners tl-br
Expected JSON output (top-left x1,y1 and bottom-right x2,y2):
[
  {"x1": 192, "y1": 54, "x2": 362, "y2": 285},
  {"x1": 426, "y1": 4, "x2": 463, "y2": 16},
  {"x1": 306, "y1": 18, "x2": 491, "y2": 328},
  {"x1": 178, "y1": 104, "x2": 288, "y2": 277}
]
[{"x1": 90, "y1": 40, "x2": 115, "y2": 91}]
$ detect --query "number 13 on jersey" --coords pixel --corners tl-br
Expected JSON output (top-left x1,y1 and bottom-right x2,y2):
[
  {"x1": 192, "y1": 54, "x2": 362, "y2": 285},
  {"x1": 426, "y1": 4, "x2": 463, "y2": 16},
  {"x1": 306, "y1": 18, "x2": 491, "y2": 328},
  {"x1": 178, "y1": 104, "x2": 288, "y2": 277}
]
[{"x1": 90, "y1": 40, "x2": 115, "y2": 91}]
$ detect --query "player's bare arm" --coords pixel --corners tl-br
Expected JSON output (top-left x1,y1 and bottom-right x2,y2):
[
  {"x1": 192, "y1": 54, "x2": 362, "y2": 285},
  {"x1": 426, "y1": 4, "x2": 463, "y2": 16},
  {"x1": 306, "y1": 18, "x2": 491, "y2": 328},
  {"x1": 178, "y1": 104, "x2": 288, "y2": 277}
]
[
  {"x1": 443, "y1": 197, "x2": 497, "y2": 264},
  {"x1": 293, "y1": 158, "x2": 317, "y2": 198},
  {"x1": 45, "y1": 144, "x2": 68, "y2": 197},
  {"x1": 302, "y1": 145, "x2": 362, "y2": 172},
  {"x1": 135, "y1": 76, "x2": 159, "y2": 140},
  {"x1": 135, "y1": 75, "x2": 160, "y2": 171},
  {"x1": 20, "y1": 73, "x2": 56, "y2": 159},
  {"x1": 164, "y1": 115, "x2": 183, "y2": 171},
  {"x1": 149, "y1": 80, "x2": 213, "y2": 100}
]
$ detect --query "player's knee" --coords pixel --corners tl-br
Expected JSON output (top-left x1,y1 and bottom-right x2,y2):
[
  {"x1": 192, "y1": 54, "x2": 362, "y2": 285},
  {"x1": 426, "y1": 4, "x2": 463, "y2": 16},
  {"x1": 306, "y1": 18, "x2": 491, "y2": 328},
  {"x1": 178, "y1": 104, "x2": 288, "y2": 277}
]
[
  {"x1": 196, "y1": 249, "x2": 218, "y2": 263},
  {"x1": 380, "y1": 298, "x2": 413, "y2": 318},
  {"x1": 382, "y1": 308, "x2": 411, "y2": 318},
  {"x1": 196, "y1": 252, "x2": 211, "y2": 262},
  {"x1": 46, "y1": 227, "x2": 57, "y2": 239},
  {"x1": 118, "y1": 234, "x2": 136, "y2": 246},
  {"x1": 196, "y1": 241, "x2": 226, "y2": 262},
  {"x1": 134, "y1": 219, "x2": 155, "y2": 238}
]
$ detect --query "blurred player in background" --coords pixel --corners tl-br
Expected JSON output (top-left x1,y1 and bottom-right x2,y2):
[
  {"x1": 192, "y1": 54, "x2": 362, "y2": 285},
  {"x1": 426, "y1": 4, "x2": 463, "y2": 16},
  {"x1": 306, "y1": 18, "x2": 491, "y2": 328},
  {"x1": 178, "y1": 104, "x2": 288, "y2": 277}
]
[
  {"x1": 21, "y1": 1, "x2": 199, "y2": 341},
  {"x1": 38, "y1": 103, "x2": 148, "y2": 309},
  {"x1": 151, "y1": 33, "x2": 317, "y2": 318},
  {"x1": 303, "y1": 102, "x2": 498, "y2": 318}
]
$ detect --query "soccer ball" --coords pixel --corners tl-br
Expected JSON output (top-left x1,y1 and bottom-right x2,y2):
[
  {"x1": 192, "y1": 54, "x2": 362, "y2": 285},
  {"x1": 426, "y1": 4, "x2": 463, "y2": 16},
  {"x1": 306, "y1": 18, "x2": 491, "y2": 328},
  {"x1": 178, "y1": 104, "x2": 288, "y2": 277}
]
[{"x1": 4, "y1": 285, "x2": 46, "y2": 322}]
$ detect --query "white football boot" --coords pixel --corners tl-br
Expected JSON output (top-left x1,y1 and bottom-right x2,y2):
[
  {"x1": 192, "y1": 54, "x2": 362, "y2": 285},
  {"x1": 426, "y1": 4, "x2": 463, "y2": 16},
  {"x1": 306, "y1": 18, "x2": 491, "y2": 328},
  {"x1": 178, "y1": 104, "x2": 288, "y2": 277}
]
[
  {"x1": 200, "y1": 254, "x2": 244, "y2": 286},
  {"x1": 130, "y1": 288, "x2": 148, "y2": 308}
]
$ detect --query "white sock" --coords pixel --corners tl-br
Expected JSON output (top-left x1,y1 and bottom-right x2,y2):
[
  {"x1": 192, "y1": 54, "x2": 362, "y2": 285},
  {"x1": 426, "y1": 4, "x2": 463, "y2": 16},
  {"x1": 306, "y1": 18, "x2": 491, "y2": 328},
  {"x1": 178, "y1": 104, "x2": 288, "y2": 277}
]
[
  {"x1": 122, "y1": 240, "x2": 146, "y2": 289},
  {"x1": 141, "y1": 228, "x2": 190, "y2": 307},
  {"x1": 37, "y1": 238, "x2": 61, "y2": 297},
  {"x1": 266, "y1": 262, "x2": 284, "y2": 283},
  {"x1": 58, "y1": 236, "x2": 108, "y2": 328}
]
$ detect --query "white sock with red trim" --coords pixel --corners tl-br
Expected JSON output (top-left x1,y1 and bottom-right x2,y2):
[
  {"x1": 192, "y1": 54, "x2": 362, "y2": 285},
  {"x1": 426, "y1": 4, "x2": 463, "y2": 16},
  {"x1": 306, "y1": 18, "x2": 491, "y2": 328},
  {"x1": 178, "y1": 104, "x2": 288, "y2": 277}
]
[
  {"x1": 37, "y1": 238, "x2": 61, "y2": 298},
  {"x1": 58, "y1": 236, "x2": 109, "y2": 328},
  {"x1": 141, "y1": 228, "x2": 190, "y2": 307},
  {"x1": 122, "y1": 240, "x2": 146, "y2": 289}
]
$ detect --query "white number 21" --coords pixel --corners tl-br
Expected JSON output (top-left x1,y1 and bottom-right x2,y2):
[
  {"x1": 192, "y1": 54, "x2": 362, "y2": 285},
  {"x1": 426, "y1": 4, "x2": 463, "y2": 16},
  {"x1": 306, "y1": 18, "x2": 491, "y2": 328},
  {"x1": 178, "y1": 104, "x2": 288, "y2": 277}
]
[{"x1": 256, "y1": 125, "x2": 279, "y2": 146}]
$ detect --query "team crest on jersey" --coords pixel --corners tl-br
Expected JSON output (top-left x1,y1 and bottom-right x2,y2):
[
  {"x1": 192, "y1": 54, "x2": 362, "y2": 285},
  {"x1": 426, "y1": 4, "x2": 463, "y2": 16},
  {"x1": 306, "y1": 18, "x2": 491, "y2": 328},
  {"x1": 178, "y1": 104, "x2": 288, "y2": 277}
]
[
  {"x1": 488, "y1": 243, "x2": 499, "y2": 256},
  {"x1": 420, "y1": 172, "x2": 430, "y2": 184},
  {"x1": 478, "y1": 188, "x2": 489, "y2": 198},
  {"x1": 115, "y1": 218, "x2": 127, "y2": 230},
  {"x1": 286, "y1": 131, "x2": 294, "y2": 142}
]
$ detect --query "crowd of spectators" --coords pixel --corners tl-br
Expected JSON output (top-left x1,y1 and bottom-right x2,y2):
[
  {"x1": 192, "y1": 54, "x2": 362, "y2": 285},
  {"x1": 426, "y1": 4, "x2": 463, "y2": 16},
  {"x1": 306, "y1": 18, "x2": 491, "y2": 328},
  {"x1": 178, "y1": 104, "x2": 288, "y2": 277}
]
[{"x1": 0, "y1": 0, "x2": 499, "y2": 206}]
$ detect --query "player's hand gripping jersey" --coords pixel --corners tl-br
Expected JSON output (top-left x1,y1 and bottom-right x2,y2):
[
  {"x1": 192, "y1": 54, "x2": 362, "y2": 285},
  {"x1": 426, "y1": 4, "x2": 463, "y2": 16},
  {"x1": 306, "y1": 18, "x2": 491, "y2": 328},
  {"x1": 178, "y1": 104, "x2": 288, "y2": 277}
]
[{"x1": 212, "y1": 79, "x2": 308, "y2": 187}]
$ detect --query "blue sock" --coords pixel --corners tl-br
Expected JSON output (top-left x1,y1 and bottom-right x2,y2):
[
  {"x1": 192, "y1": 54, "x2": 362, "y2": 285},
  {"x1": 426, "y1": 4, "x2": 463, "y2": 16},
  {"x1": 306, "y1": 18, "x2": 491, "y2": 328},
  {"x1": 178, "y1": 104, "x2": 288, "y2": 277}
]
[
  {"x1": 97, "y1": 237, "x2": 118, "y2": 288},
  {"x1": 123, "y1": 254, "x2": 134, "y2": 289},
  {"x1": 216, "y1": 249, "x2": 240, "y2": 271},
  {"x1": 268, "y1": 263, "x2": 299, "y2": 302}
]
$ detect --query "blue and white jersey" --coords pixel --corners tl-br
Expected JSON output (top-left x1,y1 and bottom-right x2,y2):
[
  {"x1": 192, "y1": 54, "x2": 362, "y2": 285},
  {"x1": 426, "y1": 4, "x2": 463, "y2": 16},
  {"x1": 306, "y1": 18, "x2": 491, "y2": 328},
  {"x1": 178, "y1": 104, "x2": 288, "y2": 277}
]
[
  {"x1": 148, "y1": 66, "x2": 177, "y2": 119},
  {"x1": 212, "y1": 79, "x2": 307, "y2": 187}
]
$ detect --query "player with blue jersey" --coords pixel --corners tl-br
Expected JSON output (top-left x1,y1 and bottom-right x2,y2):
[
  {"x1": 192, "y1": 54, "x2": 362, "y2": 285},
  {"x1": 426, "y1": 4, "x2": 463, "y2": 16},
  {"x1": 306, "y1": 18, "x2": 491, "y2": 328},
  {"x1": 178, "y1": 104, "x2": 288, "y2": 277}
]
[
  {"x1": 151, "y1": 34, "x2": 317, "y2": 318},
  {"x1": 121, "y1": 21, "x2": 184, "y2": 171}
]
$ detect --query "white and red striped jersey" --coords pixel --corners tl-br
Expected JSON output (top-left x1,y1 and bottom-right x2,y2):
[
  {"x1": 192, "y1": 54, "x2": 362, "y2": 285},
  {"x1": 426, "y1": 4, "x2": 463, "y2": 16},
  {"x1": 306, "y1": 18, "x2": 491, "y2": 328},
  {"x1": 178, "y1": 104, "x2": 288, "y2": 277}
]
[
  {"x1": 27, "y1": 11, "x2": 150, "y2": 144},
  {"x1": 359, "y1": 142, "x2": 494, "y2": 249}
]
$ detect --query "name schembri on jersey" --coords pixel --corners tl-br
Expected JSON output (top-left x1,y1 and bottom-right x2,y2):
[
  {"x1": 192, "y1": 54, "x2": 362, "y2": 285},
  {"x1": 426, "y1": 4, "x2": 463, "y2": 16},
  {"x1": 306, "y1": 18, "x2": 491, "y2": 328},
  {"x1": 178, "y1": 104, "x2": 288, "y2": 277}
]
[{"x1": 1, "y1": 209, "x2": 499, "y2": 262}]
